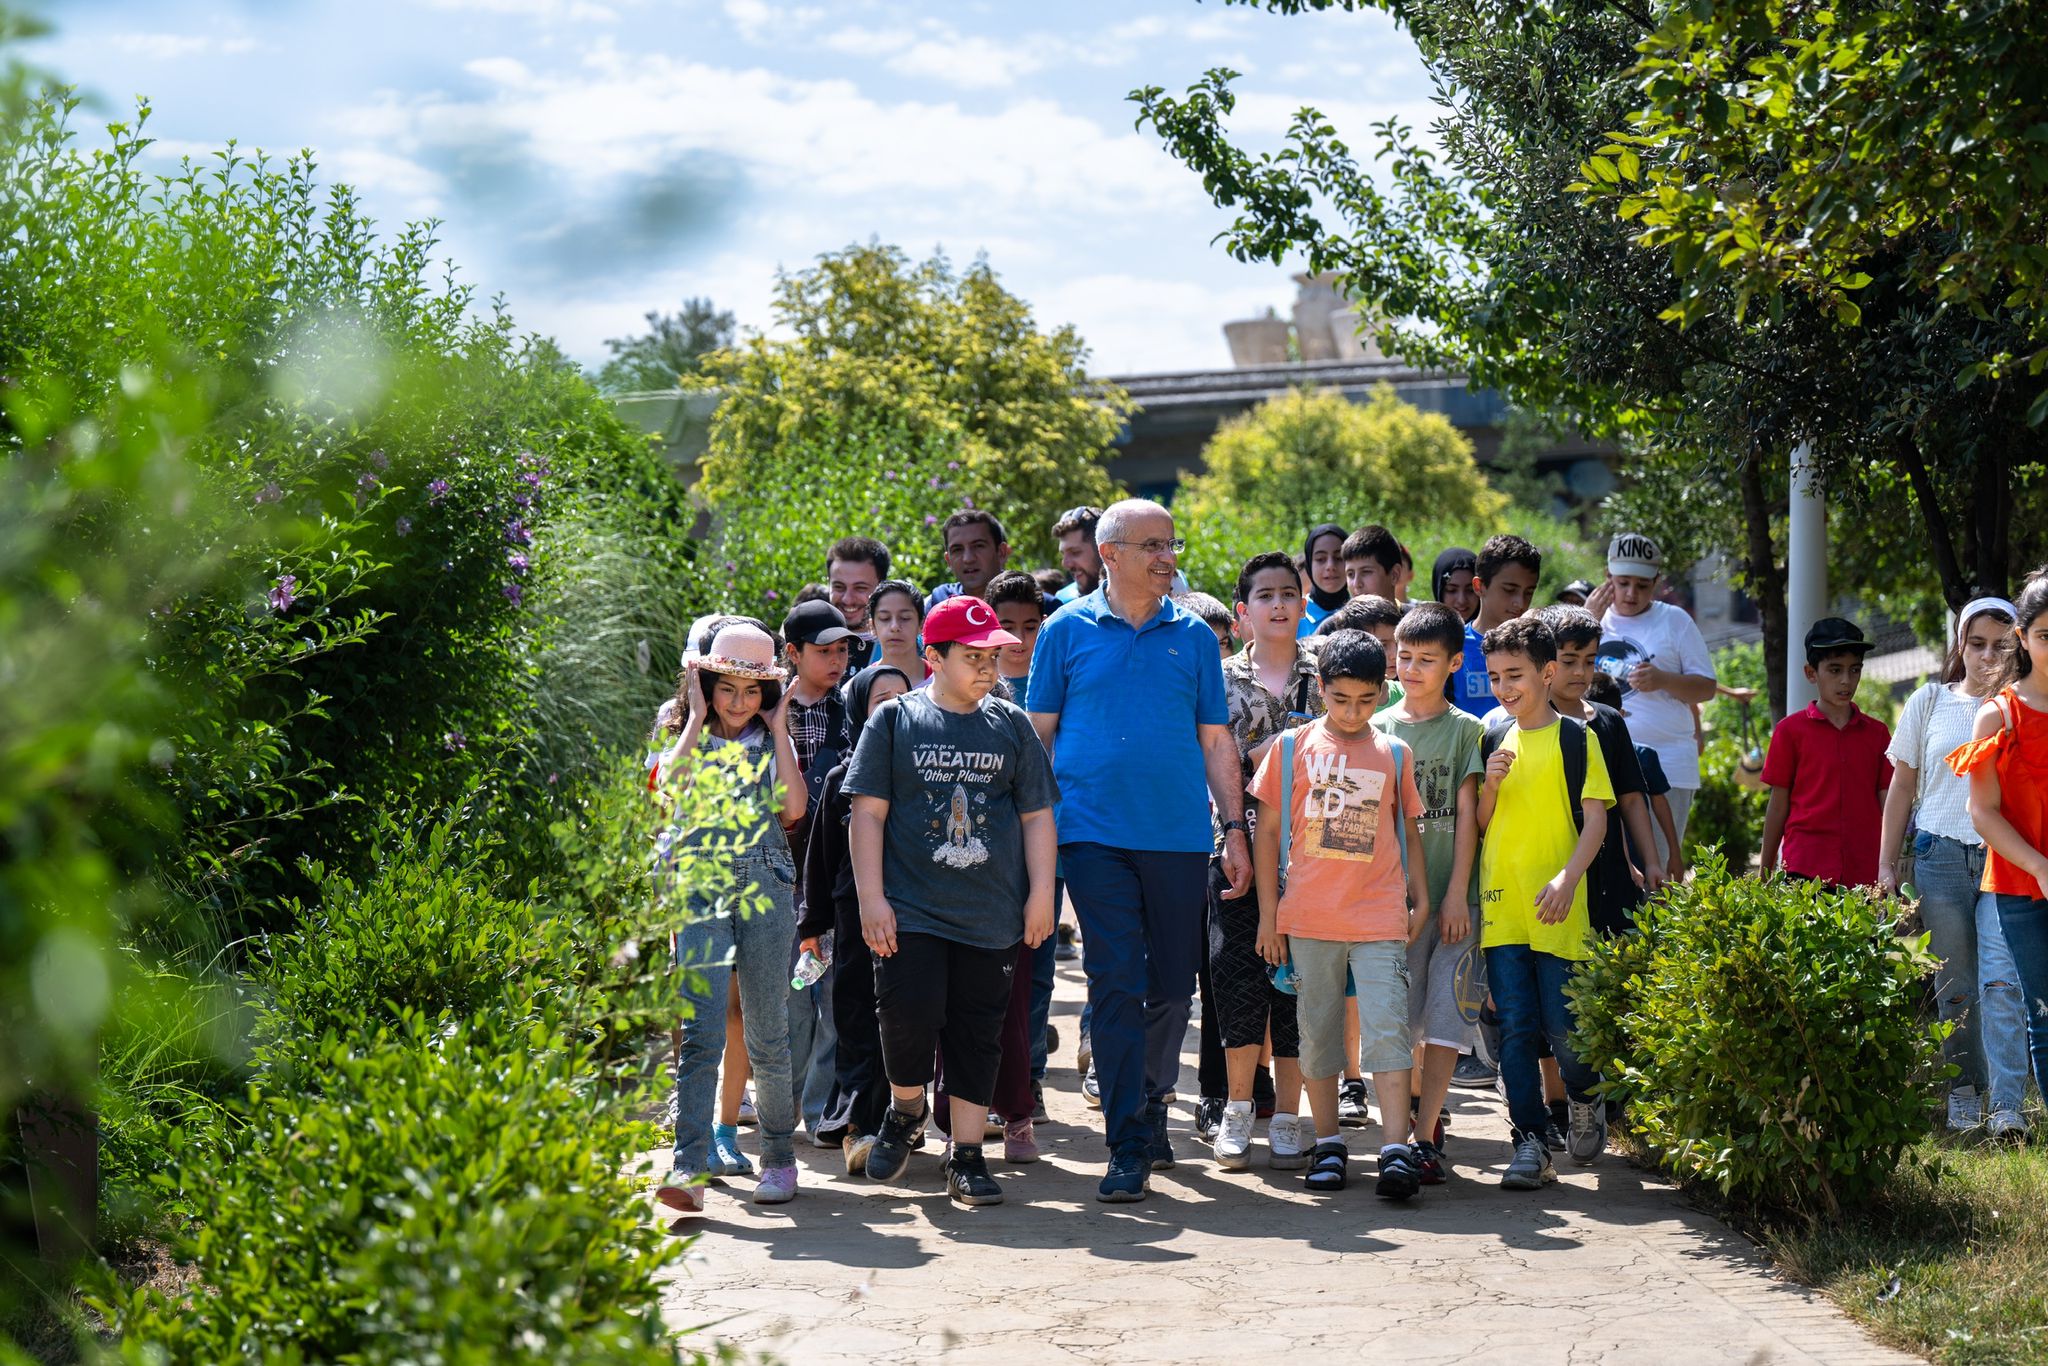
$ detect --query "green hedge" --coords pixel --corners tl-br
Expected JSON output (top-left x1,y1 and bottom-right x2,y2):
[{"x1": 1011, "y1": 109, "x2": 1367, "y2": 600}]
[{"x1": 1571, "y1": 858, "x2": 1946, "y2": 1220}]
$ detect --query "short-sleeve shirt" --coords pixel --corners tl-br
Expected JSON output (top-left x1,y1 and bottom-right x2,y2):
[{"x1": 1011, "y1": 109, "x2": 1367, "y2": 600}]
[
  {"x1": 1888, "y1": 682, "x2": 1981, "y2": 845},
  {"x1": 1025, "y1": 588, "x2": 1229, "y2": 854},
  {"x1": 1480, "y1": 717, "x2": 1616, "y2": 961},
  {"x1": 1248, "y1": 717, "x2": 1424, "y2": 943},
  {"x1": 1597, "y1": 601, "x2": 1715, "y2": 788},
  {"x1": 1453, "y1": 621, "x2": 1496, "y2": 717},
  {"x1": 842, "y1": 690, "x2": 1056, "y2": 949},
  {"x1": 1761, "y1": 703, "x2": 1892, "y2": 886},
  {"x1": 1622, "y1": 744, "x2": 1670, "y2": 872},
  {"x1": 1218, "y1": 641, "x2": 1325, "y2": 841},
  {"x1": 1373, "y1": 706, "x2": 1484, "y2": 913}
]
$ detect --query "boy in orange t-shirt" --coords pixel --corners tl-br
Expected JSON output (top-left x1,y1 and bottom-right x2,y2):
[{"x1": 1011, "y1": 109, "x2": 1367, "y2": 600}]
[{"x1": 1250, "y1": 630, "x2": 1428, "y2": 1199}]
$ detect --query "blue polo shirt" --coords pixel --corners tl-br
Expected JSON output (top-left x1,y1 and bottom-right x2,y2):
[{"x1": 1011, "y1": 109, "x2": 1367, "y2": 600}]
[
  {"x1": 1453, "y1": 620, "x2": 1496, "y2": 717},
  {"x1": 1025, "y1": 588, "x2": 1228, "y2": 854}
]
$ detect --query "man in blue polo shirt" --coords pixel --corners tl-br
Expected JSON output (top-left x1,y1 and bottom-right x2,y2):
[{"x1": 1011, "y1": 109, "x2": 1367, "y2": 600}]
[{"x1": 1027, "y1": 499, "x2": 1253, "y2": 1202}]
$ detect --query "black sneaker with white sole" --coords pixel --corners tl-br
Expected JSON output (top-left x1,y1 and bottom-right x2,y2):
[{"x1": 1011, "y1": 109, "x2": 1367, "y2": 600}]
[
  {"x1": 866, "y1": 1100, "x2": 928, "y2": 1183},
  {"x1": 945, "y1": 1144, "x2": 1004, "y2": 1205}
]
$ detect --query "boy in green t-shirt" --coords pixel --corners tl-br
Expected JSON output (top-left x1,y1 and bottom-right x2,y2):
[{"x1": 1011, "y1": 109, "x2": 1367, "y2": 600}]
[
  {"x1": 1478, "y1": 616, "x2": 1614, "y2": 1192},
  {"x1": 1373, "y1": 602, "x2": 1483, "y2": 1187}
]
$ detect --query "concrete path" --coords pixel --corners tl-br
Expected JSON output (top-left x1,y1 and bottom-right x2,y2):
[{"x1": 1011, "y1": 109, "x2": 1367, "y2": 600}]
[{"x1": 652, "y1": 956, "x2": 1915, "y2": 1365}]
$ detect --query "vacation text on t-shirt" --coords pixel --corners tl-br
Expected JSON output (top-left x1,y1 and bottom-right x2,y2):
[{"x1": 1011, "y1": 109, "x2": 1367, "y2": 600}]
[
  {"x1": 1248, "y1": 718, "x2": 1423, "y2": 944},
  {"x1": 842, "y1": 690, "x2": 1056, "y2": 950}
]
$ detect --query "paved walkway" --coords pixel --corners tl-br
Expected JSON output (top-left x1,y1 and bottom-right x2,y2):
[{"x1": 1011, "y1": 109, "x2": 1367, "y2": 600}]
[{"x1": 651, "y1": 956, "x2": 1915, "y2": 1365}]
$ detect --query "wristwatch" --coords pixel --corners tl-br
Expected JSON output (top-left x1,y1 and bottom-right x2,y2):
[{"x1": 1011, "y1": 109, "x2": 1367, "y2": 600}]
[{"x1": 1221, "y1": 819, "x2": 1247, "y2": 835}]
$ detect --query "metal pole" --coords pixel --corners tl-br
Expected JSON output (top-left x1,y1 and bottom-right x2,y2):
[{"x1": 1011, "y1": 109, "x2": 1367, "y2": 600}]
[{"x1": 1785, "y1": 441, "x2": 1827, "y2": 712}]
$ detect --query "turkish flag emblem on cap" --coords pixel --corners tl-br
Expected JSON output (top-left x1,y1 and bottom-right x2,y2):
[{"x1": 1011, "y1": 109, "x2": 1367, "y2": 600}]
[{"x1": 925, "y1": 594, "x2": 1022, "y2": 650}]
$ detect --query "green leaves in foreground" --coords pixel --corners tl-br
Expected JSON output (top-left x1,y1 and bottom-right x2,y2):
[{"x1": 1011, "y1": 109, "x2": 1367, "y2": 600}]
[{"x1": 1572, "y1": 857, "x2": 1947, "y2": 1221}]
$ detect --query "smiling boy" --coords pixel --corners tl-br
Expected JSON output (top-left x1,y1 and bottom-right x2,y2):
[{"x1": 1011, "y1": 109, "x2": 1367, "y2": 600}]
[{"x1": 1454, "y1": 535, "x2": 1542, "y2": 717}]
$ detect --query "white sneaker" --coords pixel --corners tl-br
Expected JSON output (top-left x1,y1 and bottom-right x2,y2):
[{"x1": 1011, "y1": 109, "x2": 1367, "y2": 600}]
[
  {"x1": 1215, "y1": 1102, "x2": 1255, "y2": 1170},
  {"x1": 1268, "y1": 1112, "x2": 1308, "y2": 1170},
  {"x1": 1948, "y1": 1088, "x2": 1984, "y2": 1133}
]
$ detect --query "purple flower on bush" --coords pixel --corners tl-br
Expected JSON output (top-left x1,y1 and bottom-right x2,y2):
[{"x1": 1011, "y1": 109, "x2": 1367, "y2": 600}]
[
  {"x1": 368, "y1": 449, "x2": 390, "y2": 472},
  {"x1": 507, "y1": 551, "x2": 530, "y2": 573},
  {"x1": 962, "y1": 494, "x2": 974, "y2": 507},
  {"x1": 520, "y1": 470, "x2": 544, "y2": 489},
  {"x1": 765, "y1": 589, "x2": 779, "y2": 601},
  {"x1": 924, "y1": 513, "x2": 938, "y2": 526},
  {"x1": 928, "y1": 475, "x2": 942, "y2": 488},
  {"x1": 395, "y1": 516, "x2": 413, "y2": 537},
  {"x1": 428, "y1": 478, "x2": 450, "y2": 504},
  {"x1": 724, "y1": 561, "x2": 737, "y2": 573},
  {"x1": 883, "y1": 470, "x2": 896, "y2": 480},
  {"x1": 513, "y1": 493, "x2": 532, "y2": 509},
  {"x1": 356, "y1": 471, "x2": 380, "y2": 492},
  {"x1": 267, "y1": 574, "x2": 298, "y2": 613},
  {"x1": 502, "y1": 581, "x2": 524, "y2": 606},
  {"x1": 517, "y1": 450, "x2": 539, "y2": 468},
  {"x1": 947, "y1": 460, "x2": 960, "y2": 470},
  {"x1": 503, "y1": 518, "x2": 533, "y2": 546},
  {"x1": 443, "y1": 730, "x2": 466, "y2": 752},
  {"x1": 255, "y1": 481, "x2": 283, "y2": 506}
]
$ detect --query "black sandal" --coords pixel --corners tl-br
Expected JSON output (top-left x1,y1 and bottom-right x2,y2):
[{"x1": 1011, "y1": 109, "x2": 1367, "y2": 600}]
[{"x1": 1304, "y1": 1141, "x2": 1348, "y2": 1192}]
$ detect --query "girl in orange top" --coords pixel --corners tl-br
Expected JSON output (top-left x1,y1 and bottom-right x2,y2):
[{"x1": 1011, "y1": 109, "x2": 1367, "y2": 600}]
[{"x1": 1951, "y1": 572, "x2": 2048, "y2": 1095}]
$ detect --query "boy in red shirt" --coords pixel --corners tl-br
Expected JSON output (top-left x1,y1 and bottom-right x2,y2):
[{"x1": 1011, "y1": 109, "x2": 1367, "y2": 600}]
[{"x1": 1759, "y1": 618, "x2": 1892, "y2": 885}]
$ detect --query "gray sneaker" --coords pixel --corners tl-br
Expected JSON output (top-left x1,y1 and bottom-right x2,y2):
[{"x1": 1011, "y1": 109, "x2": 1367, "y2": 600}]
[
  {"x1": 1566, "y1": 1098, "x2": 1606, "y2": 1165},
  {"x1": 1501, "y1": 1134, "x2": 1557, "y2": 1189},
  {"x1": 1987, "y1": 1107, "x2": 2031, "y2": 1143}
]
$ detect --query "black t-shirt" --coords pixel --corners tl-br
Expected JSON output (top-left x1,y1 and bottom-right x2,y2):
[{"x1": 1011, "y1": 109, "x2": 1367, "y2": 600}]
[{"x1": 1584, "y1": 701, "x2": 1648, "y2": 936}]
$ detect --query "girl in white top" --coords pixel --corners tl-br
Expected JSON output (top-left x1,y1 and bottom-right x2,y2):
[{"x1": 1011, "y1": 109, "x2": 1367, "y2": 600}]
[{"x1": 1877, "y1": 598, "x2": 2030, "y2": 1138}]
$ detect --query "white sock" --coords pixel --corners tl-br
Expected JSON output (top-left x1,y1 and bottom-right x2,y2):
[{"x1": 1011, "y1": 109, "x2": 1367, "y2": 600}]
[
  {"x1": 1317, "y1": 1133, "x2": 1342, "y2": 1147},
  {"x1": 1271, "y1": 1110, "x2": 1298, "y2": 1130},
  {"x1": 1225, "y1": 1099, "x2": 1253, "y2": 1115}
]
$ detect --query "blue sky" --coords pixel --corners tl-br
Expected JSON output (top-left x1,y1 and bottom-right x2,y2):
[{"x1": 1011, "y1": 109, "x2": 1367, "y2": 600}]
[{"x1": 27, "y1": 0, "x2": 1436, "y2": 375}]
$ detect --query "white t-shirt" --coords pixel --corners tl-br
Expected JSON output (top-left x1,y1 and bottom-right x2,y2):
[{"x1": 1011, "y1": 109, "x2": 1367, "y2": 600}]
[
  {"x1": 1886, "y1": 681, "x2": 1982, "y2": 845},
  {"x1": 1597, "y1": 600, "x2": 1714, "y2": 789}
]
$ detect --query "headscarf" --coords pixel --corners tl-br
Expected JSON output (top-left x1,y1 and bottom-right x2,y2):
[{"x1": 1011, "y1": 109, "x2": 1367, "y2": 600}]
[
  {"x1": 1303, "y1": 522, "x2": 1349, "y2": 613},
  {"x1": 842, "y1": 663, "x2": 911, "y2": 755},
  {"x1": 1432, "y1": 546, "x2": 1478, "y2": 604}
]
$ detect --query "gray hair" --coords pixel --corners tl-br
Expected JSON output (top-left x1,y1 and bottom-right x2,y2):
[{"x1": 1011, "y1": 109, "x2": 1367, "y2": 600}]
[{"x1": 1095, "y1": 498, "x2": 1170, "y2": 548}]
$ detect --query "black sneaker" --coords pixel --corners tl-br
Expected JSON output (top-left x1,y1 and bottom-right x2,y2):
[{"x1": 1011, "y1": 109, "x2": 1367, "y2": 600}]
[
  {"x1": 1193, "y1": 1096, "x2": 1224, "y2": 1144},
  {"x1": 945, "y1": 1144, "x2": 1004, "y2": 1205},
  {"x1": 866, "y1": 1100, "x2": 927, "y2": 1183},
  {"x1": 1031, "y1": 1079, "x2": 1050, "y2": 1125},
  {"x1": 1097, "y1": 1143, "x2": 1150, "y2": 1202},
  {"x1": 1413, "y1": 1138, "x2": 1447, "y2": 1186},
  {"x1": 1338, "y1": 1078, "x2": 1371, "y2": 1127},
  {"x1": 1145, "y1": 1098, "x2": 1176, "y2": 1170},
  {"x1": 1045, "y1": 1023, "x2": 1060, "y2": 1057},
  {"x1": 1376, "y1": 1143, "x2": 1421, "y2": 1201},
  {"x1": 1545, "y1": 1100, "x2": 1569, "y2": 1153}
]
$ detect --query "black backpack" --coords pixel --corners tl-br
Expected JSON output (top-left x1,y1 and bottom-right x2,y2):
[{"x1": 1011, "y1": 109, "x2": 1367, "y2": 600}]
[{"x1": 1480, "y1": 713, "x2": 1588, "y2": 832}]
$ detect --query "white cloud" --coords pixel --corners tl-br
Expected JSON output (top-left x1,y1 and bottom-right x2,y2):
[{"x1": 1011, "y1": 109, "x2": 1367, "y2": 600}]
[
  {"x1": 724, "y1": 0, "x2": 826, "y2": 44},
  {"x1": 820, "y1": 26, "x2": 918, "y2": 59},
  {"x1": 885, "y1": 34, "x2": 1046, "y2": 90},
  {"x1": 323, "y1": 147, "x2": 446, "y2": 214},
  {"x1": 421, "y1": 0, "x2": 621, "y2": 19},
  {"x1": 107, "y1": 32, "x2": 258, "y2": 60},
  {"x1": 463, "y1": 56, "x2": 534, "y2": 86},
  {"x1": 1031, "y1": 272, "x2": 1297, "y2": 375}
]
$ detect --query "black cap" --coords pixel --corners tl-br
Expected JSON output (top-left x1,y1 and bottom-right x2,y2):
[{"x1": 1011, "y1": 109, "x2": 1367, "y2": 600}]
[
  {"x1": 1804, "y1": 616, "x2": 1871, "y2": 655},
  {"x1": 1557, "y1": 579, "x2": 1595, "y2": 602},
  {"x1": 783, "y1": 599, "x2": 855, "y2": 646}
]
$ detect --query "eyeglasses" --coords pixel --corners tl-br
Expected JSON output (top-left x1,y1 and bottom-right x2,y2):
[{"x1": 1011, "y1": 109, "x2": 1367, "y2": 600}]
[{"x1": 1106, "y1": 537, "x2": 1186, "y2": 557}]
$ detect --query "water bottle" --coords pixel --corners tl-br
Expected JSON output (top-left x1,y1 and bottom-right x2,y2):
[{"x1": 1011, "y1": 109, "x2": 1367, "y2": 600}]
[
  {"x1": 1269, "y1": 959, "x2": 1298, "y2": 996},
  {"x1": 791, "y1": 945, "x2": 831, "y2": 991}
]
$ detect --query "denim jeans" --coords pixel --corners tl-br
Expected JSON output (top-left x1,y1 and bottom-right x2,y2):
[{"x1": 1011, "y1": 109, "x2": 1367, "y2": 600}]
[
  {"x1": 1915, "y1": 832, "x2": 2032, "y2": 1107},
  {"x1": 1028, "y1": 876, "x2": 1064, "y2": 1081},
  {"x1": 1993, "y1": 892, "x2": 2048, "y2": 1097},
  {"x1": 1976, "y1": 891, "x2": 2033, "y2": 1114},
  {"x1": 671, "y1": 842, "x2": 799, "y2": 1171},
  {"x1": 1484, "y1": 943, "x2": 1599, "y2": 1140},
  {"x1": 1062, "y1": 843, "x2": 1207, "y2": 1154}
]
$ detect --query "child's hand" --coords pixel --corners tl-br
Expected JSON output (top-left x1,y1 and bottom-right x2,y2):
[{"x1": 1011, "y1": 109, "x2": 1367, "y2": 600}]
[
  {"x1": 1665, "y1": 849, "x2": 1685, "y2": 882},
  {"x1": 1640, "y1": 860, "x2": 1667, "y2": 895},
  {"x1": 1405, "y1": 904, "x2": 1427, "y2": 946},
  {"x1": 799, "y1": 935, "x2": 822, "y2": 958},
  {"x1": 765, "y1": 689, "x2": 792, "y2": 737},
  {"x1": 1584, "y1": 579, "x2": 1616, "y2": 619},
  {"x1": 861, "y1": 897, "x2": 899, "y2": 958},
  {"x1": 1534, "y1": 871, "x2": 1577, "y2": 924},
  {"x1": 1256, "y1": 919, "x2": 1288, "y2": 967},
  {"x1": 684, "y1": 658, "x2": 708, "y2": 725},
  {"x1": 1022, "y1": 891, "x2": 1056, "y2": 949},
  {"x1": 1483, "y1": 747, "x2": 1515, "y2": 788},
  {"x1": 1438, "y1": 896, "x2": 1471, "y2": 944},
  {"x1": 1876, "y1": 864, "x2": 1901, "y2": 897}
]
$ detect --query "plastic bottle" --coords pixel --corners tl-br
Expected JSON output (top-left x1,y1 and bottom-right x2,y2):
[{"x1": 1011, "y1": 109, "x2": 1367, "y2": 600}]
[{"x1": 791, "y1": 945, "x2": 831, "y2": 991}]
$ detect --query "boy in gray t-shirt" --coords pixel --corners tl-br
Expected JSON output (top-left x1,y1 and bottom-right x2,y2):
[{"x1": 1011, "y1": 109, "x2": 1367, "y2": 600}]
[{"x1": 844, "y1": 595, "x2": 1057, "y2": 1206}]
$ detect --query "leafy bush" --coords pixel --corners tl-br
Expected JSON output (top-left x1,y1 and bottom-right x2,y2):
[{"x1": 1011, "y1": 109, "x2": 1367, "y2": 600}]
[
  {"x1": 1571, "y1": 857, "x2": 1946, "y2": 1219},
  {"x1": 99, "y1": 1017, "x2": 685, "y2": 1366}
]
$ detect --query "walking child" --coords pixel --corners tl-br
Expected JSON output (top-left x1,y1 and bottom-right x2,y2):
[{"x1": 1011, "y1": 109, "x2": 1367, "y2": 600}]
[
  {"x1": 845, "y1": 596, "x2": 1058, "y2": 1206},
  {"x1": 1759, "y1": 618, "x2": 1891, "y2": 884},
  {"x1": 1478, "y1": 616, "x2": 1614, "y2": 1190},
  {"x1": 1250, "y1": 630, "x2": 1430, "y2": 1198},
  {"x1": 653, "y1": 623, "x2": 808, "y2": 1212},
  {"x1": 1300, "y1": 522, "x2": 1350, "y2": 637},
  {"x1": 1454, "y1": 535, "x2": 1542, "y2": 717},
  {"x1": 866, "y1": 579, "x2": 931, "y2": 685}
]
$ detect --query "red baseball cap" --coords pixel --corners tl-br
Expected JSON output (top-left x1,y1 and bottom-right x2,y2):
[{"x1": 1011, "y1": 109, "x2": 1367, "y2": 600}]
[{"x1": 924, "y1": 595, "x2": 1020, "y2": 649}]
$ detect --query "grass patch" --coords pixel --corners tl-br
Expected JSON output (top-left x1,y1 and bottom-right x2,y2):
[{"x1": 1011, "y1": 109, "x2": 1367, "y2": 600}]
[{"x1": 1768, "y1": 1115, "x2": 2048, "y2": 1364}]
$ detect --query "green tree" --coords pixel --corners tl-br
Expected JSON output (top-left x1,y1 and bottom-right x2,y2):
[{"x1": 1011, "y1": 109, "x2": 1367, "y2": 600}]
[
  {"x1": 593, "y1": 296, "x2": 733, "y2": 393},
  {"x1": 694, "y1": 243, "x2": 1127, "y2": 566}
]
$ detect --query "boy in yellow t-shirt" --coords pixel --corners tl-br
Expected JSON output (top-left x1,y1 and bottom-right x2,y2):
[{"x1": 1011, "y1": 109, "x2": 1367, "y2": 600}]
[{"x1": 1478, "y1": 617, "x2": 1614, "y2": 1192}]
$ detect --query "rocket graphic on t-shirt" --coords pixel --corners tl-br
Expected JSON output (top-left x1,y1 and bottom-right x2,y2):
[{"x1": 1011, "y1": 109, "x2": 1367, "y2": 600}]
[{"x1": 932, "y1": 783, "x2": 989, "y2": 869}]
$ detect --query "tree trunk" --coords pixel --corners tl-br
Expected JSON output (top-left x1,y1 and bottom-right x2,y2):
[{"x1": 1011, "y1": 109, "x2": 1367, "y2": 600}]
[
  {"x1": 1738, "y1": 448, "x2": 1789, "y2": 720},
  {"x1": 1971, "y1": 441, "x2": 2013, "y2": 597},
  {"x1": 1897, "y1": 436, "x2": 1970, "y2": 609}
]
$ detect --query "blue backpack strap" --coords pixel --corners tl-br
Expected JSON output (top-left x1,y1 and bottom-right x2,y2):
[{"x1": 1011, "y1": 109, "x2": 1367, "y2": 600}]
[
  {"x1": 1389, "y1": 736, "x2": 1410, "y2": 882},
  {"x1": 1279, "y1": 728, "x2": 1295, "y2": 886}
]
